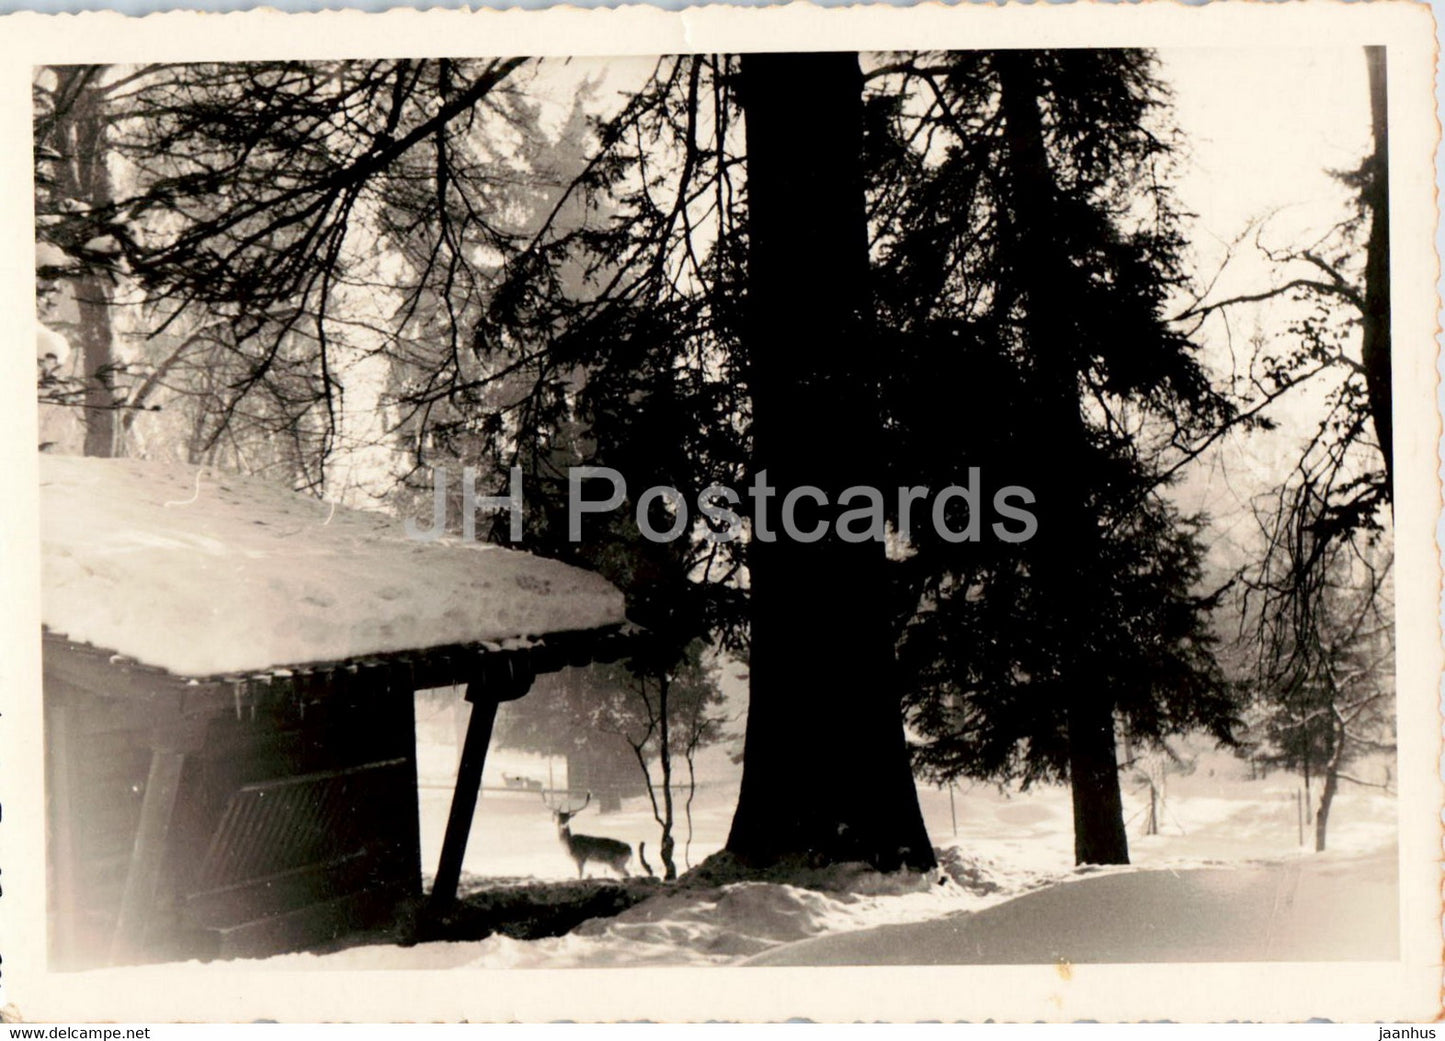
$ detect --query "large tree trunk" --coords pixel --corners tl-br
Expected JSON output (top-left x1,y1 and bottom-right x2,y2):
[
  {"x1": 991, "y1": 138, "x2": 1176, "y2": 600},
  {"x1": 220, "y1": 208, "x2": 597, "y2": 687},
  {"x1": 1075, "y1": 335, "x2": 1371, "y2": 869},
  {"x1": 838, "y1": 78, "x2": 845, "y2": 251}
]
[
  {"x1": 55, "y1": 69, "x2": 119, "y2": 458},
  {"x1": 995, "y1": 52, "x2": 1129, "y2": 865},
  {"x1": 1360, "y1": 45, "x2": 1392, "y2": 500},
  {"x1": 724, "y1": 52, "x2": 934, "y2": 873}
]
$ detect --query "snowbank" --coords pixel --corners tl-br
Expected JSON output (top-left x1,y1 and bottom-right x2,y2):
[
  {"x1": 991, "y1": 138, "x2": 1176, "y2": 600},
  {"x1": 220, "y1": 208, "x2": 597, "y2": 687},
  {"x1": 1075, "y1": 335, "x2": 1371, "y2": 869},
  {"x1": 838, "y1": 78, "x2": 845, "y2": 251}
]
[
  {"x1": 241, "y1": 853, "x2": 1033, "y2": 971},
  {"x1": 747, "y1": 846, "x2": 1400, "y2": 965},
  {"x1": 40, "y1": 454, "x2": 627, "y2": 676}
]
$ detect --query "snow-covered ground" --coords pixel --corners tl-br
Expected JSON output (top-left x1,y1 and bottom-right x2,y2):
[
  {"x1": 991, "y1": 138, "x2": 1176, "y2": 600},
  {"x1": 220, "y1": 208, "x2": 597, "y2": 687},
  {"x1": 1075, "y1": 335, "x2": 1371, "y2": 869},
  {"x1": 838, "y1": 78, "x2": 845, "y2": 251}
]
[{"x1": 246, "y1": 710, "x2": 1398, "y2": 970}]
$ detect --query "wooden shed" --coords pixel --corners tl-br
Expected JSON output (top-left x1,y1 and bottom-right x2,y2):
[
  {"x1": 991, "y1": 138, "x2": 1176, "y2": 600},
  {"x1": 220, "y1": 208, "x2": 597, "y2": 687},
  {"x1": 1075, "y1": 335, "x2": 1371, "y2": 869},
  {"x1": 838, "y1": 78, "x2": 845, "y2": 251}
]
[{"x1": 39, "y1": 456, "x2": 633, "y2": 968}]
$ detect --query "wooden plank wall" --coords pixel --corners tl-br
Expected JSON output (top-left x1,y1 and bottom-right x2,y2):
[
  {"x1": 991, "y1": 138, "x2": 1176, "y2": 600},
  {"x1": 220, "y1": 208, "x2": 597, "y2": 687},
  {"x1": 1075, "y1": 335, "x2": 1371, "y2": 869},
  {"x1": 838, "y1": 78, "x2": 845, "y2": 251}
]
[{"x1": 45, "y1": 661, "x2": 422, "y2": 968}]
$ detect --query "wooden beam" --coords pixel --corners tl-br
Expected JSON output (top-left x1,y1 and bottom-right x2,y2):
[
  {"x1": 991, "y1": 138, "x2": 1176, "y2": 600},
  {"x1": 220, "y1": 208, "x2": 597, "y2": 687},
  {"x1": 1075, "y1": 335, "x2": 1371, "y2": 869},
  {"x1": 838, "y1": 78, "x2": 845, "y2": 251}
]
[
  {"x1": 109, "y1": 750, "x2": 185, "y2": 964},
  {"x1": 426, "y1": 654, "x2": 538, "y2": 912},
  {"x1": 426, "y1": 694, "x2": 499, "y2": 912},
  {"x1": 45, "y1": 703, "x2": 79, "y2": 962},
  {"x1": 393, "y1": 679, "x2": 424, "y2": 898},
  {"x1": 43, "y1": 624, "x2": 637, "y2": 709},
  {"x1": 109, "y1": 720, "x2": 207, "y2": 965}
]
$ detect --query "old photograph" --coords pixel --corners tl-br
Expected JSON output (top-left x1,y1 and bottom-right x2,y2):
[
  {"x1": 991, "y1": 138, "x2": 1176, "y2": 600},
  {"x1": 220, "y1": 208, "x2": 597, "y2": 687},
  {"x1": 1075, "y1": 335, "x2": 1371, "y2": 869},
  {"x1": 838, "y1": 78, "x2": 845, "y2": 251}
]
[{"x1": 3, "y1": 0, "x2": 1439, "y2": 1023}]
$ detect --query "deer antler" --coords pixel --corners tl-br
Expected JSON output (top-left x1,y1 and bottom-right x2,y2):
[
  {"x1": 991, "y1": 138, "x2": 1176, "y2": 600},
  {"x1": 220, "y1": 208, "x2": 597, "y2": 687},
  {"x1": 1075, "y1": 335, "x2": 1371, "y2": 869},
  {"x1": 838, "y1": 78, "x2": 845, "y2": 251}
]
[{"x1": 541, "y1": 789, "x2": 592, "y2": 815}]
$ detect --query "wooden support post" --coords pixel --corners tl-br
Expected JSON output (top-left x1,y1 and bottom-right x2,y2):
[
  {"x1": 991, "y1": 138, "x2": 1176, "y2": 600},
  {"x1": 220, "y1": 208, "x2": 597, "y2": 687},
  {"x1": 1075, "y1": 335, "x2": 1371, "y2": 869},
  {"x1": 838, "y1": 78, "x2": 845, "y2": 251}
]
[
  {"x1": 395, "y1": 679, "x2": 425, "y2": 898},
  {"x1": 110, "y1": 718, "x2": 207, "y2": 966},
  {"x1": 46, "y1": 703, "x2": 80, "y2": 963},
  {"x1": 109, "y1": 749, "x2": 186, "y2": 965},
  {"x1": 427, "y1": 693, "x2": 500, "y2": 911},
  {"x1": 427, "y1": 653, "x2": 536, "y2": 914}
]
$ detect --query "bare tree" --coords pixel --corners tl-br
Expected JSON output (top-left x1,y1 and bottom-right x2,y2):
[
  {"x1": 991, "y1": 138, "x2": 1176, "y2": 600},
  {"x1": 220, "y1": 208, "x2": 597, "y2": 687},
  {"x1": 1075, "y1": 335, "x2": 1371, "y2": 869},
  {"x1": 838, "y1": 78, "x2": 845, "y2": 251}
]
[
  {"x1": 600, "y1": 647, "x2": 726, "y2": 881},
  {"x1": 1174, "y1": 46, "x2": 1391, "y2": 523},
  {"x1": 1244, "y1": 528, "x2": 1394, "y2": 851},
  {"x1": 36, "y1": 66, "x2": 123, "y2": 456}
]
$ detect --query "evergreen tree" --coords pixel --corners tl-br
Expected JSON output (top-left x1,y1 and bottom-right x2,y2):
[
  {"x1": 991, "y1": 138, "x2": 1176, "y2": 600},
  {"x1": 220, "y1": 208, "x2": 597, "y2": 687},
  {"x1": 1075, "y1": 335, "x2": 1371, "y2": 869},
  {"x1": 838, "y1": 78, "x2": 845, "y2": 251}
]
[
  {"x1": 868, "y1": 50, "x2": 1237, "y2": 864},
  {"x1": 479, "y1": 53, "x2": 937, "y2": 871}
]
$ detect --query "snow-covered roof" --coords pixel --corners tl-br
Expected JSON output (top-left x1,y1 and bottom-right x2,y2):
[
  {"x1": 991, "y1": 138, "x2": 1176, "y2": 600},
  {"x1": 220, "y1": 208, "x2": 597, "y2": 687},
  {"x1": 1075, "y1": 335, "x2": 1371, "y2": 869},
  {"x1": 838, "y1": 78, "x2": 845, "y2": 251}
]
[{"x1": 40, "y1": 454, "x2": 628, "y2": 678}]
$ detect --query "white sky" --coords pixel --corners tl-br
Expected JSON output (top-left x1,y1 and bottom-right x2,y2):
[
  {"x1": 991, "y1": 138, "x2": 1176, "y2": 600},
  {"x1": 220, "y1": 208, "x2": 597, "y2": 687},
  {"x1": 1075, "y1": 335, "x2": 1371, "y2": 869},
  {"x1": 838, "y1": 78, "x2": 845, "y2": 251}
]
[{"x1": 1164, "y1": 47, "x2": 1371, "y2": 251}]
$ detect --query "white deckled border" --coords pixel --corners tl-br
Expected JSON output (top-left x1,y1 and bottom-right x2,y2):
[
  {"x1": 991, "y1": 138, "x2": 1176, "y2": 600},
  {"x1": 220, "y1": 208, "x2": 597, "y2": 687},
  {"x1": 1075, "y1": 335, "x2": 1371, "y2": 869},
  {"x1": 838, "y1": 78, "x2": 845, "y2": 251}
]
[{"x1": 0, "y1": 0, "x2": 1438, "y2": 1023}]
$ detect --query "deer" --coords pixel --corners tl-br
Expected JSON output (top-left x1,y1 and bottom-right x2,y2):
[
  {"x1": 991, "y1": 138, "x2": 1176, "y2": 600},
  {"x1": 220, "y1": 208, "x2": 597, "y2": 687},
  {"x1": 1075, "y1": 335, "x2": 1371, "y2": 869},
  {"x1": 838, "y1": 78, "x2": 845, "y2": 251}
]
[{"x1": 543, "y1": 790, "x2": 641, "y2": 879}]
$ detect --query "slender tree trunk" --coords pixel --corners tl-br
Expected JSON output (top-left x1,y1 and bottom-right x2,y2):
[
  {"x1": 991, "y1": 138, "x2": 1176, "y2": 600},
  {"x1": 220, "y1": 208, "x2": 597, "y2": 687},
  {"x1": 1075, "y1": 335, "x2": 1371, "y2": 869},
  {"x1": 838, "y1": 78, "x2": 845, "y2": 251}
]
[
  {"x1": 725, "y1": 51, "x2": 934, "y2": 873},
  {"x1": 1315, "y1": 714, "x2": 1344, "y2": 852},
  {"x1": 77, "y1": 274, "x2": 118, "y2": 458},
  {"x1": 995, "y1": 51, "x2": 1129, "y2": 865},
  {"x1": 683, "y1": 739, "x2": 698, "y2": 870},
  {"x1": 658, "y1": 676, "x2": 677, "y2": 880},
  {"x1": 1360, "y1": 45, "x2": 1392, "y2": 500},
  {"x1": 1314, "y1": 767, "x2": 1338, "y2": 852},
  {"x1": 55, "y1": 69, "x2": 119, "y2": 458}
]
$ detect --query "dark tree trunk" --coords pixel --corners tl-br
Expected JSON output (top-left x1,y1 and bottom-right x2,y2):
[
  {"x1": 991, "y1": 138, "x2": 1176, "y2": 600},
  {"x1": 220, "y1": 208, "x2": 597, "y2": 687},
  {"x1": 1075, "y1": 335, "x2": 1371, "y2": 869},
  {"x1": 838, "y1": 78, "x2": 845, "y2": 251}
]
[
  {"x1": 995, "y1": 51, "x2": 1129, "y2": 865},
  {"x1": 724, "y1": 52, "x2": 934, "y2": 873},
  {"x1": 1063, "y1": 705, "x2": 1129, "y2": 864},
  {"x1": 1314, "y1": 714, "x2": 1343, "y2": 852},
  {"x1": 1360, "y1": 45, "x2": 1392, "y2": 501},
  {"x1": 1314, "y1": 767, "x2": 1338, "y2": 853},
  {"x1": 1067, "y1": 699, "x2": 1130, "y2": 863}
]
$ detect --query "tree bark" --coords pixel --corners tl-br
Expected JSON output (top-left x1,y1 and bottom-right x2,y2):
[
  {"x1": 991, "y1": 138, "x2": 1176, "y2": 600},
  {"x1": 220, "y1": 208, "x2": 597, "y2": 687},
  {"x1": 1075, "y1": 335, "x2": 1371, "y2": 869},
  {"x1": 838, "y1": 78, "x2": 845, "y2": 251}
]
[
  {"x1": 995, "y1": 51, "x2": 1129, "y2": 865},
  {"x1": 1067, "y1": 699, "x2": 1130, "y2": 863},
  {"x1": 724, "y1": 52, "x2": 934, "y2": 873},
  {"x1": 1360, "y1": 45, "x2": 1392, "y2": 500},
  {"x1": 1314, "y1": 766, "x2": 1338, "y2": 852},
  {"x1": 1314, "y1": 712, "x2": 1345, "y2": 852}
]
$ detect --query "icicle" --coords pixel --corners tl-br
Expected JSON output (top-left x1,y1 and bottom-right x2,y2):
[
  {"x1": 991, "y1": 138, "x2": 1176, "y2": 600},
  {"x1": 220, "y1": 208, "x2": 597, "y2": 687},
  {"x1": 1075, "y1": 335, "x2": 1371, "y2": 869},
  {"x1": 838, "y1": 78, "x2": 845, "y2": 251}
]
[{"x1": 248, "y1": 673, "x2": 272, "y2": 723}]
